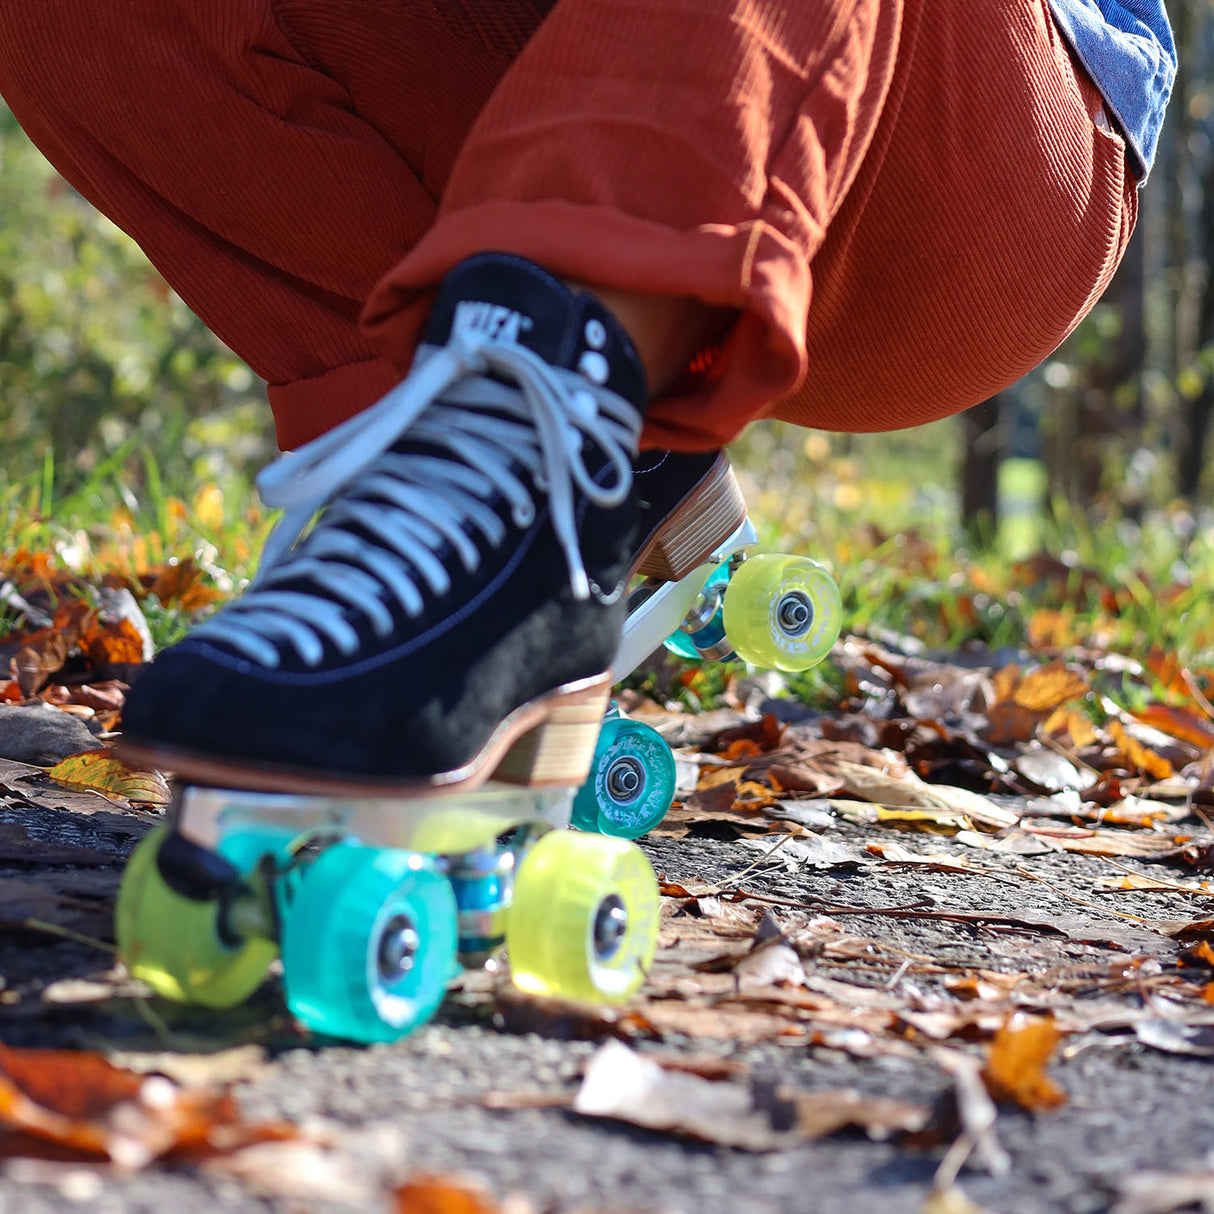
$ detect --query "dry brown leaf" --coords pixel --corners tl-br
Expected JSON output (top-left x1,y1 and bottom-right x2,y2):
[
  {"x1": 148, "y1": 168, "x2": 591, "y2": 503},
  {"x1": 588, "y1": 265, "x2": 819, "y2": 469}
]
[
  {"x1": 0, "y1": 1044, "x2": 294, "y2": 1170},
  {"x1": 47, "y1": 751, "x2": 171, "y2": 805},
  {"x1": 980, "y1": 1014, "x2": 1067, "y2": 1111},
  {"x1": 571, "y1": 1040, "x2": 924, "y2": 1150},
  {"x1": 12, "y1": 639, "x2": 68, "y2": 699},
  {"x1": 1027, "y1": 609, "x2": 1080, "y2": 651},
  {"x1": 80, "y1": 615, "x2": 146, "y2": 668},
  {"x1": 1109, "y1": 720, "x2": 1174, "y2": 780},
  {"x1": 396, "y1": 1175, "x2": 520, "y2": 1214},
  {"x1": 1019, "y1": 823, "x2": 1183, "y2": 858},
  {"x1": 1042, "y1": 706, "x2": 1098, "y2": 749},
  {"x1": 983, "y1": 701, "x2": 1043, "y2": 747},
  {"x1": 1111, "y1": 1170, "x2": 1214, "y2": 1214},
  {"x1": 1011, "y1": 661, "x2": 1089, "y2": 712},
  {"x1": 1132, "y1": 703, "x2": 1214, "y2": 751}
]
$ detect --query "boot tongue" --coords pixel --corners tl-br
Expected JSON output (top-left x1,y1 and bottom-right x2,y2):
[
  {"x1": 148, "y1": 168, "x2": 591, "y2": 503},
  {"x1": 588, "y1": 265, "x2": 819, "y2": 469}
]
[{"x1": 422, "y1": 252, "x2": 648, "y2": 410}]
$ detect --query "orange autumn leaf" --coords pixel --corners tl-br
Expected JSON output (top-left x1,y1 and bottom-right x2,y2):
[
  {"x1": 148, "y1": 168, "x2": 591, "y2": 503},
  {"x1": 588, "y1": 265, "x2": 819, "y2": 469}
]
[
  {"x1": 1027, "y1": 609, "x2": 1079, "y2": 651},
  {"x1": 1043, "y1": 706, "x2": 1097, "y2": 749},
  {"x1": 0, "y1": 1044, "x2": 293, "y2": 1170},
  {"x1": 1146, "y1": 648, "x2": 1195, "y2": 701},
  {"x1": 697, "y1": 765, "x2": 750, "y2": 791},
  {"x1": 981, "y1": 1014, "x2": 1067, "y2": 1111},
  {"x1": 712, "y1": 714, "x2": 786, "y2": 755},
  {"x1": 1109, "y1": 720, "x2": 1174, "y2": 780},
  {"x1": 47, "y1": 750, "x2": 171, "y2": 804},
  {"x1": 144, "y1": 556, "x2": 223, "y2": 613},
  {"x1": 147, "y1": 556, "x2": 203, "y2": 604},
  {"x1": 1182, "y1": 940, "x2": 1214, "y2": 968},
  {"x1": 990, "y1": 664, "x2": 1021, "y2": 704},
  {"x1": 733, "y1": 779, "x2": 778, "y2": 809},
  {"x1": 396, "y1": 1176, "x2": 508, "y2": 1214},
  {"x1": 719, "y1": 737, "x2": 763, "y2": 761},
  {"x1": 81, "y1": 614, "x2": 147, "y2": 667},
  {"x1": 2, "y1": 547, "x2": 57, "y2": 587},
  {"x1": 179, "y1": 581, "x2": 226, "y2": 613},
  {"x1": 1132, "y1": 703, "x2": 1214, "y2": 751},
  {"x1": 1012, "y1": 661, "x2": 1089, "y2": 713}
]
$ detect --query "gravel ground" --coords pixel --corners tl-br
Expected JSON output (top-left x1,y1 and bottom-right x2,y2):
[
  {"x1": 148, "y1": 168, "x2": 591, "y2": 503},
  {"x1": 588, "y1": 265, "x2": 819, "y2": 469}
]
[{"x1": 3, "y1": 792, "x2": 1214, "y2": 1214}]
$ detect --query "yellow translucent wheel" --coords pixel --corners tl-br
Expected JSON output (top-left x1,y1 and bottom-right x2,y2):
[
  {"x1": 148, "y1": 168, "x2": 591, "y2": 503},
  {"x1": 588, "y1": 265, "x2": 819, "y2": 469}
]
[
  {"x1": 721, "y1": 553, "x2": 842, "y2": 672},
  {"x1": 506, "y1": 831, "x2": 658, "y2": 1003},
  {"x1": 115, "y1": 825, "x2": 277, "y2": 1008}
]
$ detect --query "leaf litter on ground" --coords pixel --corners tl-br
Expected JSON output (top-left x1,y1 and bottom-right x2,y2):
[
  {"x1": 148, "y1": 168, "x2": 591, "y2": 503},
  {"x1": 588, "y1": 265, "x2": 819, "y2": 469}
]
[{"x1": 8, "y1": 552, "x2": 1214, "y2": 1204}]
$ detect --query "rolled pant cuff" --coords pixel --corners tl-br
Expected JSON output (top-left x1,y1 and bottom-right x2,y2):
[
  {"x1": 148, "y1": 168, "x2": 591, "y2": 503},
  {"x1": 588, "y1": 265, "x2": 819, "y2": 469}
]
[
  {"x1": 268, "y1": 357, "x2": 403, "y2": 450},
  {"x1": 359, "y1": 199, "x2": 812, "y2": 452}
]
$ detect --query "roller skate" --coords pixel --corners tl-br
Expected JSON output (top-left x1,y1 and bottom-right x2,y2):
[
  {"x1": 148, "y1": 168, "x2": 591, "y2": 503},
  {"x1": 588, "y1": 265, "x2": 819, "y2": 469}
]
[
  {"x1": 569, "y1": 448, "x2": 842, "y2": 839},
  {"x1": 112, "y1": 253, "x2": 839, "y2": 1045}
]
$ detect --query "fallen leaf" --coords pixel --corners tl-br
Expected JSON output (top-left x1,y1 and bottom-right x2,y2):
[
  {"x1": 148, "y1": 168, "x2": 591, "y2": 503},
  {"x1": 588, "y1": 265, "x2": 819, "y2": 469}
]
[
  {"x1": 1131, "y1": 704, "x2": 1214, "y2": 751},
  {"x1": 1133, "y1": 1020, "x2": 1214, "y2": 1057},
  {"x1": 0, "y1": 1044, "x2": 293, "y2": 1170},
  {"x1": 1012, "y1": 661, "x2": 1089, "y2": 712},
  {"x1": 980, "y1": 1014, "x2": 1067, "y2": 1111},
  {"x1": 572, "y1": 1040, "x2": 925, "y2": 1150},
  {"x1": 1109, "y1": 720, "x2": 1174, "y2": 780},
  {"x1": 921, "y1": 1185, "x2": 1000, "y2": 1214},
  {"x1": 80, "y1": 615, "x2": 146, "y2": 669},
  {"x1": 1111, "y1": 1170, "x2": 1214, "y2": 1214},
  {"x1": 396, "y1": 1175, "x2": 529, "y2": 1214},
  {"x1": 205, "y1": 1122, "x2": 406, "y2": 1207},
  {"x1": 47, "y1": 751, "x2": 171, "y2": 805}
]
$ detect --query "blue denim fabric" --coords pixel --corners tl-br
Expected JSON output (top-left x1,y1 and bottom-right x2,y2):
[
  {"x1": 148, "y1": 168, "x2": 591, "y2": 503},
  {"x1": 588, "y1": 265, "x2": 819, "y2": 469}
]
[{"x1": 1047, "y1": 0, "x2": 1176, "y2": 181}]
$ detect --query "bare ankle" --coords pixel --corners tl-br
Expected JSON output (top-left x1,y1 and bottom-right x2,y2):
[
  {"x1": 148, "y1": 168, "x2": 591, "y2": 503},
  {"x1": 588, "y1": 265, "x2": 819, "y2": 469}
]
[{"x1": 564, "y1": 282, "x2": 736, "y2": 396}]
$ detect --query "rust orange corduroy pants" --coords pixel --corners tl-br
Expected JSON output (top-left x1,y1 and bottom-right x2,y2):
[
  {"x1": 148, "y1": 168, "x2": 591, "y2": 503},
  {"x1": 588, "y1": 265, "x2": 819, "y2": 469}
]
[{"x1": 0, "y1": 0, "x2": 1135, "y2": 452}]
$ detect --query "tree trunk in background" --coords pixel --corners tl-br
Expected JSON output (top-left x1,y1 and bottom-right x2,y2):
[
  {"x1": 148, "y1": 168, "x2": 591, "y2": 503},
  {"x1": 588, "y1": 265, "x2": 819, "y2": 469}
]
[
  {"x1": 1177, "y1": 15, "x2": 1214, "y2": 501},
  {"x1": 1044, "y1": 221, "x2": 1146, "y2": 510},
  {"x1": 961, "y1": 394, "x2": 1002, "y2": 545}
]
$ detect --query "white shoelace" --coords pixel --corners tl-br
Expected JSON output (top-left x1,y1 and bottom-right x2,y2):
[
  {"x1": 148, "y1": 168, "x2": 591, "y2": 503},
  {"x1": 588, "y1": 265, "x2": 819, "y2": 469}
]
[{"x1": 194, "y1": 329, "x2": 642, "y2": 668}]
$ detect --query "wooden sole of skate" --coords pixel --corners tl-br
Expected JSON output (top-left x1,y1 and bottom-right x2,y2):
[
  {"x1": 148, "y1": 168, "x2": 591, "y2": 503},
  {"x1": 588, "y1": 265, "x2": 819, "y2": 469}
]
[
  {"x1": 632, "y1": 454, "x2": 748, "y2": 582},
  {"x1": 118, "y1": 672, "x2": 613, "y2": 798}
]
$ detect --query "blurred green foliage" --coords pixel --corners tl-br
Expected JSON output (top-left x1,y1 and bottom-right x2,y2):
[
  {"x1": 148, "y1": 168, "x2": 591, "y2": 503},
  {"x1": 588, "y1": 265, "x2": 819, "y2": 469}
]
[{"x1": 0, "y1": 103, "x2": 274, "y2": 502}]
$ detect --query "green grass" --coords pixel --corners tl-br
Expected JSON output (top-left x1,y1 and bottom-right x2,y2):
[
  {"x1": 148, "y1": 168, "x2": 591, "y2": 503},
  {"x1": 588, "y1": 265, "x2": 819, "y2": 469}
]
[
  {"x1": 4, "y1": 421, "x2": 1213, "y2": 704},
  {"x1": 0, "y1": 448, "x2": 272, "y2": 649},
  {"x1": 726, "y1": 424, "x2": 1214, "y2": 699}
]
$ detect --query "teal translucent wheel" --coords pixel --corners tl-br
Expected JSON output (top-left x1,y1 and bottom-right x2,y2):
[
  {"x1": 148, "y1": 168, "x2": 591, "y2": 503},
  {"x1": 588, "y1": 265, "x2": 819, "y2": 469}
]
[
  {"x1": 280, "y1": 842, "x2": 458, "y2": 1044},
  {"x1": 664, "y1": 563, "x2": 731, "y2": 660},
  {"x1": 507, "y1": 831, "x2": 658, "y2": 1003},
  {"x1": 571, "y1": 717, "x2": 676, "y2": 838},
  {"x1": 115, "y1": 825, "x2": 277, "y2": 1009},
  {"x1": 721, "y1": 553, "x2": 842, "y2": 672}
]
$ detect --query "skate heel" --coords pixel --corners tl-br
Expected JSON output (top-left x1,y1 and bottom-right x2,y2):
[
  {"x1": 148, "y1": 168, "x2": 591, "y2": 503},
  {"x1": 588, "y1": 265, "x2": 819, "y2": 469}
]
[
  {"x1": 493, "y1": 675, "x2": 614, "y2": 786},
  {"x1": 635, "y1": 456, "x2": 748, "y2": 582}
]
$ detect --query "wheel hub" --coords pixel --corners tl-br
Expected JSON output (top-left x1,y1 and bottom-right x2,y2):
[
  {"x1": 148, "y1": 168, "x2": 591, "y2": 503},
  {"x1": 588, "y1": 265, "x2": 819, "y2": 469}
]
[
  {"x1": 606, "y1": 755, "x2": 646, "y2": 804},
  {"x1": 593, "y1": 894, "x2": 629, "y2": 960},
  {"x1": 377, "y1": 913, "x2": 421, "y2": 982},
  {"x1": 775, "y1": 590, "x2": 813, "y2": 637}
]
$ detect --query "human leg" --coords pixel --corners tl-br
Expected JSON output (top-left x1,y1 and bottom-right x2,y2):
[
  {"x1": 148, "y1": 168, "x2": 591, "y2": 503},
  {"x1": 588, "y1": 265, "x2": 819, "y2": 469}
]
[
  {"x1": 102, "y1": 0, "x2": 1132, "y2": 787},
  {"x1": 360, "y1": 0, "x2": 1134, "y2": 451},
  {"x1": 0, "y1": 0, "x2": 551, "y2": 448},
  {"x1": 118, "y1": 0, "x2": 898, "y2": 783}
]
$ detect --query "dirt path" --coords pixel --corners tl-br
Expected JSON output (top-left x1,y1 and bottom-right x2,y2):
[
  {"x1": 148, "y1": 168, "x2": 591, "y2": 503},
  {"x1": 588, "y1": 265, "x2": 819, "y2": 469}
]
[{"x1": 2, "y1": 758, "x2": 1213, "y2": 1214}]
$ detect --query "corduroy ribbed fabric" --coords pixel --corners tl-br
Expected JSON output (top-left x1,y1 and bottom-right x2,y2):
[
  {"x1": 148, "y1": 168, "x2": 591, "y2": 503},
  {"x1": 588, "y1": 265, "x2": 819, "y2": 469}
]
[{"x1": 0, "y1": 0, "x2": 1134, "y2": 450}]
